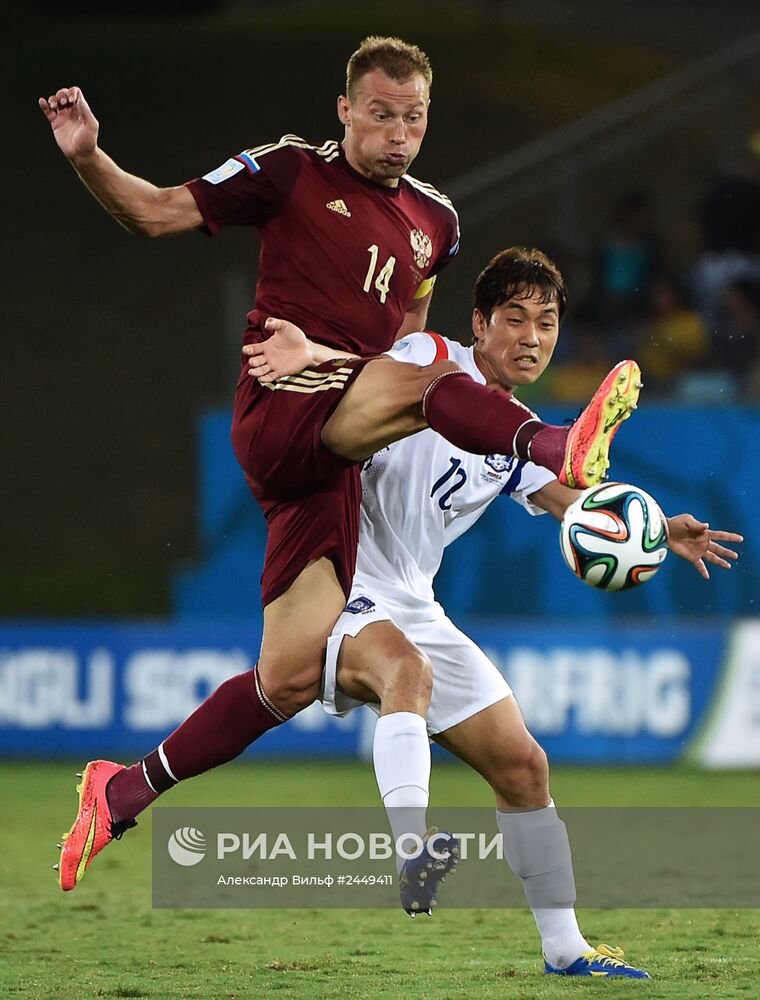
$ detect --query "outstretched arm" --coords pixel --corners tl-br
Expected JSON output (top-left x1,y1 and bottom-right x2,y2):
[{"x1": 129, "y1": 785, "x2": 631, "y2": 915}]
[
  {"x1": 39, "y1": 86, "x2": 202, "y2": 237},
  {"x1": 530, "y1": 484, "x2": 743, "y2": 580},
  {"x1": 527, "y1": 480, "x2": 581, "y2": 519},
  {"x1": 665, "y1": 514, "x2": 742, "y2": 579},
  {"x1": 243, "y1": 318, "x2": 359, "y2": 383}
]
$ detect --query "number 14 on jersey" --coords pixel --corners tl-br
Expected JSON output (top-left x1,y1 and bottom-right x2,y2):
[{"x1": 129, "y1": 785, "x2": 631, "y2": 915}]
[{"x1": 363, "y1": 245, "x2": 396, "y2": 304}]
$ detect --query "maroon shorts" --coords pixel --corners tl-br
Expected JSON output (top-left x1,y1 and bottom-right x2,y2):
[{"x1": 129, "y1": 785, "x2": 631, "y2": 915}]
[{"x1": 231, "y1": 357, "x2": 374, "y2": 607}]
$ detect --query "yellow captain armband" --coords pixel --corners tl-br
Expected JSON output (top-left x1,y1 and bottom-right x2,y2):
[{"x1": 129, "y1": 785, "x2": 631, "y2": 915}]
[{"x1": 414, "y1": 276, "x2": 437, "y2": 300}]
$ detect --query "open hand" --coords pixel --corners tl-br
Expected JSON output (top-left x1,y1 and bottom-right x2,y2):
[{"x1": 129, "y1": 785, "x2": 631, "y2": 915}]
[
  {"x1": 666, "y1": 514, "x2": 742, "y2": 579},
  {"x1": 243, "y1": 317, "x2": 315, "y2": 383},
  {"x1": 39, "y1": 86, "x2": 99, "y2": 160}
]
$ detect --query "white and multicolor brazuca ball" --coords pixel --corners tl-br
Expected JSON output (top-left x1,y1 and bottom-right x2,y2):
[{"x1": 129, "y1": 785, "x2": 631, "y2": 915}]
[{"x1": 560, "y1": 483, "x2": 668, "y2": 591}]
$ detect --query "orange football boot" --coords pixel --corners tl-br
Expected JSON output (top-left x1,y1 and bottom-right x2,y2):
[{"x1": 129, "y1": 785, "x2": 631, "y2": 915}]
[
  {"x1": 55, "y1": 760, "x2": 136, "y2": 891},
  {"x1": 560, "y1": 360, "x2": 642, "y2": 488}
]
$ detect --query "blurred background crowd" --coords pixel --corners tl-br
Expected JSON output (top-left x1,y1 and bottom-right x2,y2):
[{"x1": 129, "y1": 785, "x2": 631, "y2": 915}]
[{"x1": 542, "y1": 139, "x2": 760, "y2": 405}]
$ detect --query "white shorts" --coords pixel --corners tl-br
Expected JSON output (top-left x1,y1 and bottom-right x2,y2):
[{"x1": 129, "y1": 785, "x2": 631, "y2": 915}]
[{"x1": 322, "y1": 590, "x2": 512, "y2": 736}]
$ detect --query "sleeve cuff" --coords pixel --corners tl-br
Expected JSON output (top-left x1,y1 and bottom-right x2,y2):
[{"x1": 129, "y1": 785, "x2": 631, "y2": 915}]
[{"x1": 184, "y1": 179, "x2": 220, "y2": 236}]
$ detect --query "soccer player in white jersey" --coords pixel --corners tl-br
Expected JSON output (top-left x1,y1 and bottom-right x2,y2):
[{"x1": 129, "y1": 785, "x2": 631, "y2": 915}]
[{"x1": 248, "y1": 247, "x2": 742, "y2": 979}]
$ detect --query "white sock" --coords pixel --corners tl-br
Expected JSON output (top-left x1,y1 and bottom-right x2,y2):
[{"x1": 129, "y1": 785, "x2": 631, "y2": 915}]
[
  {"x1": 373, "y1": 712, "x2": 430, "y2": 873},
  {"x1": 497, "y1": 802, "x2": 590, "y2": 969}
]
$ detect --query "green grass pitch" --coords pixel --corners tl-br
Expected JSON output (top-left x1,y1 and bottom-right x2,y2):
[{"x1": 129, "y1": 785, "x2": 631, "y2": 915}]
[{"x1": 2, "y1": 759, "x2": 759, "y2": 999}]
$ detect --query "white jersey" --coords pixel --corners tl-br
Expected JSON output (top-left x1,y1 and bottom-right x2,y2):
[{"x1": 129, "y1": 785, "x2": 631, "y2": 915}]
[{"x1": 352, "y1": 332, "x2": 556, "y2": 621}]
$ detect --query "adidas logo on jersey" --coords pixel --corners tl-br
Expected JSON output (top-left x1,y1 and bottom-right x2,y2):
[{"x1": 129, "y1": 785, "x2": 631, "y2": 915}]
[{"x1": 326, "y1": 199, "x2": 351, "y2": 218}]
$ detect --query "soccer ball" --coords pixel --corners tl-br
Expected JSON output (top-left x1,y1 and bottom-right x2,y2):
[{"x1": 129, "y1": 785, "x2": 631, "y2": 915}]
[{"x1": 560, "y1": 483, "x2": 668, "y2": 591}]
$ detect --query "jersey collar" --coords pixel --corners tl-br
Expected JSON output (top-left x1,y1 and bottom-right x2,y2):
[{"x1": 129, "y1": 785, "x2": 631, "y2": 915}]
[{"x1": 337, "y1": 143, "x2": 404, "y2": 197}]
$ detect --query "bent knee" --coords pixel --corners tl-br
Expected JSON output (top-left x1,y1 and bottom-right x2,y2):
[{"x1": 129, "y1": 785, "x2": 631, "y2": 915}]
[
  {"x1": 258, "y1": 662, "x2": 322, "y2": 716},
  {"x1": 340, "y1": 644, "x2": 433, "y2": 710},
  {"x1": 491, "y1": 739, "x2": 550, "y2": 806},
  {"x1": 429, "y1": 359, "x2": 463, "y2": 377},
  {"x1": 266, "y1": 677, "x2": 320, "y2": 715},
  {"x1": 383, "y1": 646, "x2": 433, "y2": 701},
  {"x1": 520, "y1": 740, "x2": 549, "y2": 785},
  {"x1": 404, "y1": 359, "x2": 463, "y2": 403},
  {"x1": 369, "y1": 357, "x2": 463, "y2": 414},
  {"x1": 508, "y1": 738, "x2": 548, "y2": 784},
  {"x1": 419, "y1": 358, "x2": 463, "y2": 379}
]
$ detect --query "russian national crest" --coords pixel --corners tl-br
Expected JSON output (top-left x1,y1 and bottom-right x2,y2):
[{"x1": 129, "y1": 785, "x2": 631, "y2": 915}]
[{"x1": 410, "y1": 229, "x2": 433, "y2": 269}]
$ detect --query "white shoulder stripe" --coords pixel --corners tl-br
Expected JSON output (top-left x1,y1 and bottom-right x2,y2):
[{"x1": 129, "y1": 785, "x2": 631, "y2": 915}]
[
  {"x1": 241, "y1": 136, "x2": 340, "y2": 162},
  {"x1": 241, "y1": 136, "x2": 304, "y2": 158},
  {"x1": 405, "y1": 174, "x2": 458, "y2": 219}
]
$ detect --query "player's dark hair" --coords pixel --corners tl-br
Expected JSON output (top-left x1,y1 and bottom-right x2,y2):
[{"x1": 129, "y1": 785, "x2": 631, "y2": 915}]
[
  {"x1": 346, "y1": 36, "x2": 432, "y2": 99},
  {"x1": 473, "y1": 247, "x2": 568, "y2": 322}
]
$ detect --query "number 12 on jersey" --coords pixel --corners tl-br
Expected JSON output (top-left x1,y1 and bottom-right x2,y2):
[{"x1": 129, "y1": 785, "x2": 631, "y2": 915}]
[
  {"x1": 363, "y1": 245, "x2": 396, "y2": 304},
  {"x1": 431, "y1": 457, "x2": 467, "y2": 511}
]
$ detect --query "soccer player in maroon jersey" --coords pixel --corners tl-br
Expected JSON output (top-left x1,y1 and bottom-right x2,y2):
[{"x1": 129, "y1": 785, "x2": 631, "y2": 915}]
[{"x1": 40, "y1": 37, "x2": 639, "y2": 890}]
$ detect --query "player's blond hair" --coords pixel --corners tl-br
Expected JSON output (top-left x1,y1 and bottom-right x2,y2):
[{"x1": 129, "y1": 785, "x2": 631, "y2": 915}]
[{"x1": 346, "y1": 36, "x2": 432, "y2": 99}]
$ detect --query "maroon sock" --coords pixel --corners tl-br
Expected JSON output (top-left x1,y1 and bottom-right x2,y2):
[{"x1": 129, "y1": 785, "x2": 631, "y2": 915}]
[
  {"x1": 107, "y1": 667, "x2": 287, "y2": 823},
  {"x1": 423, "y1": 370, "x2": 565, "y2": 473},
  {"x1": 524, "y1": 424, "x2": 571, "y2": 476}
]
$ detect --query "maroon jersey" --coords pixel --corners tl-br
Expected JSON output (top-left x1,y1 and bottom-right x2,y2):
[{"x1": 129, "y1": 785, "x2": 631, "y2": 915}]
[{"x1": 186, "y1": 135, "x2": 459, "y2": 354}]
